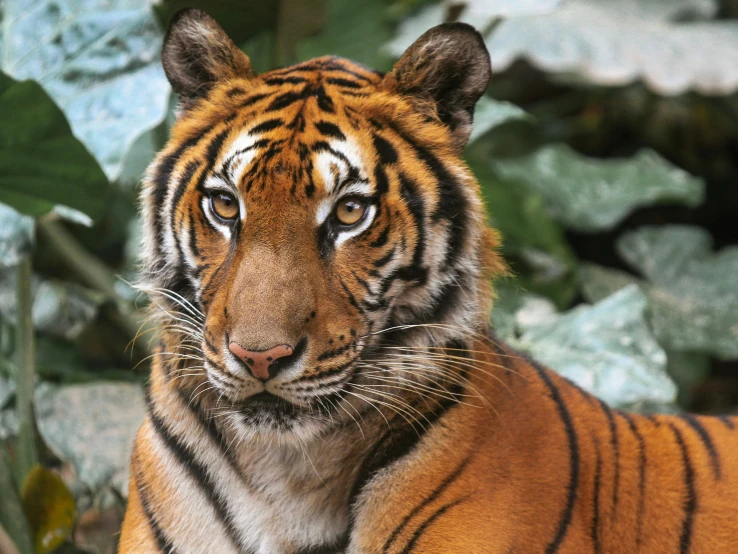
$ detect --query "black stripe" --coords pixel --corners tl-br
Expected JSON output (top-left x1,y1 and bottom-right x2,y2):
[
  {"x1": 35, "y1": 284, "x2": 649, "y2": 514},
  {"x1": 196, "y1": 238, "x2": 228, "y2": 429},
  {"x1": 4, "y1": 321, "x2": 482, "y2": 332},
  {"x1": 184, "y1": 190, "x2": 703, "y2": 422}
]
[
  {"x1": 239, "y1": 92, "x2": 271, "y2": 108},
  {"x1": 152, "y1": 134, "x2": 203, "y2": 251},
  {"x1": 531, "y1": 363, "x2": 580, "y2": 554},
  {"x1": 383, "y1": 455, "x2": 473, "y2": 553},
  {"x1": 264, "y1": 76, "x2": 307, "y2": 85},
  {"x1": 326, "y1": 77, "x2": 363, "y2": 89},
  {"x1": 621, "y1": 413, "x2": 646, "y2": 547},
  {"x1": 204, "y1": 127, "x2": 232, "y2": 168},
  {"x1": 590, "y1": 435, "x2": 602, "y2": 554},
  {"x1": 249, "y1": 118, "x2": 283, "y2": 134},
  {"x1": 146, "y1": 394, "x2": 244, "y2": 551},
  {"x1": 370, "y1": 224, "x2": 390, "y2": 248},
  {"x1": 134, "y1": 452, "x2": 178, "y2": 553},
  {"x1": 372, "y1": 247, "x2": 395, "y2": 268},
  {"x1": 384, "y1": 121, "x2": 466, "y2": 270},
  {"x1": 598, "y1": 399, "x2": 620, "y2": 518},
  {"x1": 400, "y1": 497, "x2": 467, "y2": 554},
  {"x1": 399, "y1": 173, "x2": 426, "y2": 269},
  {"x1": 315, "y1": 121, "x2": 346, "y2": 140},
  {"x1": 668, "y1": 423, "x2": 697, "y2": 554},
  {"x1": 168, "y1": 161, "x2": 202, "y2": 251},
  {"x1": 348, "y1": 370, "x2": 467, "y2": 529},
  {"x1": 226, "y1": 87, "x2": 246, "y2": 97},
  {"x1": 680, "y1": 414, "x2": 721, "y2": 479},
  {"x1": 267, "y1": 89, "x2": 308, "y2": 111},
  {"x1": 718, "y1": 415, "x2": 735, "y2": 429},
  {"x1": 373, "y1": 134, "x2": 398, "y2": 164},
  {"x1": 179, "y1": 391, "x2": 243, "y2": 479}
]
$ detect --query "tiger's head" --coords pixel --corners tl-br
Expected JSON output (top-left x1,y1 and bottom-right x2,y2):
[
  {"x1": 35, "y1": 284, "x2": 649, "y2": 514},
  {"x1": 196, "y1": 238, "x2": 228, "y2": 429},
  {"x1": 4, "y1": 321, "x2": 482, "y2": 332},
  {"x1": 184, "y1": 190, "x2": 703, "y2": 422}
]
[{"x1": 141, "y1": 9, "x2": 504, "y2": 440}]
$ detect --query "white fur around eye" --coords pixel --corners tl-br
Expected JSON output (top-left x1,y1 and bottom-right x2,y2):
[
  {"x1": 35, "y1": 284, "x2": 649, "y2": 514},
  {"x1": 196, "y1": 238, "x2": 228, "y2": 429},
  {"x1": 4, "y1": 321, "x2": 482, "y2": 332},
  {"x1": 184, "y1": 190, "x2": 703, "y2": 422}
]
[
  {"x1": 334, "y1": 204, "x2": 377, "y2": 248},
  {"x1": 201, "y1": 195, "x2": 234, "y2": 240}
]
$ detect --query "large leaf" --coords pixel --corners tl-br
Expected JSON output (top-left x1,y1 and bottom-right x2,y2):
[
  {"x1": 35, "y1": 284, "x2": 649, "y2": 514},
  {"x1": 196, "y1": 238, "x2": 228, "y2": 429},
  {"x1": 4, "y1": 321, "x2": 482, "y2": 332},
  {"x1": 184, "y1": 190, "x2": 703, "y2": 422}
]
[
  {"x1": 0, "y1": 73, "x2": 108, "y2": 221},
  {"x1": 21, "y1": 465, "x2": 75, "y2": 553},
  {"x1": 0, "y1": 269, "x2": 103, "y2": 342},
  {"x1": 1, "y1": 0, "x2": 171, "y2": 181},
  {"x1": 512, "y1": 285, "x2": 677, "y2": 410},
  {"x1": 386, "y1": 0, "x2": 563, "y2": 54},
  {"x1": 36, "y1": 382, "x2": 145, "y2": 495},
  {"x1": 387, "y1": 0, "x2": 738, "y2": 96},
  {"x1": 580, "y1": 226, "x2": 738, "y2": 359},
  {"x1": 468, "y1": 96, "x2": 531, "y2": 145},
  {"x1": 493, "y1": 144, "x2": 704, "y2": 232},
  {"x1": 0, "y1": 205, "x2": 34, "y2": 269},
  {"x1": 469, "y1": 152, "x2": 577, "y2": 306}
]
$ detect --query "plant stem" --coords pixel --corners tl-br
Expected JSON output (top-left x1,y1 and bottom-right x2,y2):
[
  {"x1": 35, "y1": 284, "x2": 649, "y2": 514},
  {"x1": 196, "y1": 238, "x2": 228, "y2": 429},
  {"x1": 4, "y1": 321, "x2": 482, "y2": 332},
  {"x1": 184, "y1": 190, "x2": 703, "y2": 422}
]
[
  {"x1": 14, "y1": 256, "x2": 37, "y2": 486},
  {"x1": 37, "y1": 218, "x2": 150, "y2": 348}
]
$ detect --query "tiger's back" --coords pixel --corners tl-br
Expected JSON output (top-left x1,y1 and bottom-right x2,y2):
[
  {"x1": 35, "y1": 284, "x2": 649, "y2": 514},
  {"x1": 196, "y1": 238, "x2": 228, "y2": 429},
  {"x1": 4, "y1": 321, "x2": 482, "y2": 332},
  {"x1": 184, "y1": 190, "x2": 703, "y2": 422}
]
[{"x1": 120, "y1": 8, "x2": 738, "y2": 553}]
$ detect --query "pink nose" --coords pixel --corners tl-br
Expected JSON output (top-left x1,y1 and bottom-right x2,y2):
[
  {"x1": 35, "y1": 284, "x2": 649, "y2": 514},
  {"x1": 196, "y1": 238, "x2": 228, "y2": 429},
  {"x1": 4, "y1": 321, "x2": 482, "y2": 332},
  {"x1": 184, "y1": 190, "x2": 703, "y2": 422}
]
[{"x1": 228, "y1": 342, "x2": 294, "y2": 380}]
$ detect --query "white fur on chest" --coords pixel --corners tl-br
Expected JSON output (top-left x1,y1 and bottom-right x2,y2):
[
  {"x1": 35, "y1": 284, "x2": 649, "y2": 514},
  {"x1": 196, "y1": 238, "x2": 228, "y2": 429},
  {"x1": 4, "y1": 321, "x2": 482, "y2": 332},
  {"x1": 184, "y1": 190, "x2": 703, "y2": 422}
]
[{"x1": 150, "y1": 393, "x2": 355, "y2": 554}]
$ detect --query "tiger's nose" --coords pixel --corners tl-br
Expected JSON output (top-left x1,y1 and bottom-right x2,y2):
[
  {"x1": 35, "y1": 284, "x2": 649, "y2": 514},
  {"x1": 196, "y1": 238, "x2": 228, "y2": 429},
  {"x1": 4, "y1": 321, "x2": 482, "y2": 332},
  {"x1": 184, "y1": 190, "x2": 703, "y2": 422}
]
[{"x1": 228, "y1": 342, "x2": 294, "y2": 381}]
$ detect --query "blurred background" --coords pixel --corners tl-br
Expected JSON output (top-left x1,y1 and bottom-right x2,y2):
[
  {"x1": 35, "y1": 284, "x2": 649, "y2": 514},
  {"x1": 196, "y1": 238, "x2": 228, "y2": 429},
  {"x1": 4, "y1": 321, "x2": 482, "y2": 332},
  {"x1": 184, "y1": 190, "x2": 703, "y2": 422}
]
[{"x1": 1, "y1": 0, "x2": 738, "y2": 552}]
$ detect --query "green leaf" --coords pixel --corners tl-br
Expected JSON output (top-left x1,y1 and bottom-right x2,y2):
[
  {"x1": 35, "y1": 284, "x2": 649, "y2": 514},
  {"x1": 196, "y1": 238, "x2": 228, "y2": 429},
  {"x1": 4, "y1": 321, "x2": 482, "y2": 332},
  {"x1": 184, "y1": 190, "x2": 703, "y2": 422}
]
[
  {"x1": 21, "y1": 465, "x2": 75, "y2": 554},
  {"x1": 0, "y1": 444, "x2": 33, "y2": 554},
  {"x1": 618, "y1": 225, "x2": 738, "y2": 359},
  {"x1": 484, "y1": 0, "x2": 738, "y2": 96},
  {"x1": 1, "y1": 1, "x2": 171, "y2": 180},
  {"x1": 298, "y1": 0, "x2": 395, "y2": 71},
  {"x1": 386, "y1": 0, "x2": 562, "y2": 55},
  {"x1": 516, "y1": 285, "x2": 677, "y2": 410},
  {"x1": 468, "y1": 97, "x2": 531, "y2": 145},
  {"x1": 0, "y1": 205, "x2": 34, "y2": 269},
  {"x1": 36, "y1": 382, "x2": 145, "y2": 494},
  {"x1": 468, "y1": 151, "x2": 577, "y2": 307},
  {"x1": 388, "y1": 1, "x2": 738, "y2": 96},
  {"x1": 0, "y1": 72, "x2": 109, "y2": 221},
  {"x1": 579, "y1": 263, "x2": 642, "y2": 303},
  {"x1": 0, "y1": 269, "x2": 104, "y2": 342},
  {"x1": 493, "y1": 144, "x2": 704, "y2": 232}
]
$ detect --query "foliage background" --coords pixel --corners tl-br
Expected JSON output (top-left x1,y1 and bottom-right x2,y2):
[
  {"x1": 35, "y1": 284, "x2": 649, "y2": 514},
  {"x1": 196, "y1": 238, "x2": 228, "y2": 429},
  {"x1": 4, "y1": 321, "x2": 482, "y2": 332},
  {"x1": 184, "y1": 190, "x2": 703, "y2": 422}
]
[{"x1": 1, "y1": 0, "x2": 737, "y2": 552}]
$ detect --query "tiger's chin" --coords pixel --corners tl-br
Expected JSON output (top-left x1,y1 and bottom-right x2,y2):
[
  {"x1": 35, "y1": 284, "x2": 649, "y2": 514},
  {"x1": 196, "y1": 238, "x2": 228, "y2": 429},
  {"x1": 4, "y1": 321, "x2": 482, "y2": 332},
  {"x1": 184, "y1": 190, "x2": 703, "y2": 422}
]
[{"x1": 219, "y1": 390, "x2": 340, "y2": 444}]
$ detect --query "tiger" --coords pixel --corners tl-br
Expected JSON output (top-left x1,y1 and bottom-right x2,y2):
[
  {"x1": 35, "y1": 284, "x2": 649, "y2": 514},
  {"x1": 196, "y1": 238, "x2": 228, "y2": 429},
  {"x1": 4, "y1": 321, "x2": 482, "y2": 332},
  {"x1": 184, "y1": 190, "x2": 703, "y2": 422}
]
[{"x1": 119, "y1": 7, "x2": 738, "y2": 554}]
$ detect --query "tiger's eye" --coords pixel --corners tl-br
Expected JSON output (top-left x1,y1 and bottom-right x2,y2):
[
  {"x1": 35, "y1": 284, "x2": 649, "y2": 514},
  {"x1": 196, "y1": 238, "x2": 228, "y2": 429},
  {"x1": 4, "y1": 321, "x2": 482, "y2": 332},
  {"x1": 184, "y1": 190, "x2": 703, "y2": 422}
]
[
  {"x1": 335, "y1": 197, "x2": 367, "y2": 226},
  {"x1": 210, "y1": 192, "x2": 239, "y2": 220}
]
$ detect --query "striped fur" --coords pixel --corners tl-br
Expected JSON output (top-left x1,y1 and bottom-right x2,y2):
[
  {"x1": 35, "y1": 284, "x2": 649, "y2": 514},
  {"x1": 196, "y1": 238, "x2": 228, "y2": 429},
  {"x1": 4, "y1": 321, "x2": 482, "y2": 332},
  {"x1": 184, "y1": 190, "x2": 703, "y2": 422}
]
[{"x1": 120, "y1": 9, "x2": 738, "y2": 554}]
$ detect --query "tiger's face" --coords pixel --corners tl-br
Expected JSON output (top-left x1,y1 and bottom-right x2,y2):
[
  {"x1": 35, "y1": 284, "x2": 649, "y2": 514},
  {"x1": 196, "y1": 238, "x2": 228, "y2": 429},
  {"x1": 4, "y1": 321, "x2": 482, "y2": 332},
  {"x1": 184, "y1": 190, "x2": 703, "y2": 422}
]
[{"x1": 141, "y1": 9, "x2": 501, "y2": 440}]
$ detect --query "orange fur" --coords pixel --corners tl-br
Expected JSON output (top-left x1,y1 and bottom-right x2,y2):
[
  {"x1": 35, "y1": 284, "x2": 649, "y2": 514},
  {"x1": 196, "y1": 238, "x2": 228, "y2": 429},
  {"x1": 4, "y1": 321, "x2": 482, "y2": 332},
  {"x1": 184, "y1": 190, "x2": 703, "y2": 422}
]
[{"x1": 120, "y1": 11, "x2": 738, "y2": 554}]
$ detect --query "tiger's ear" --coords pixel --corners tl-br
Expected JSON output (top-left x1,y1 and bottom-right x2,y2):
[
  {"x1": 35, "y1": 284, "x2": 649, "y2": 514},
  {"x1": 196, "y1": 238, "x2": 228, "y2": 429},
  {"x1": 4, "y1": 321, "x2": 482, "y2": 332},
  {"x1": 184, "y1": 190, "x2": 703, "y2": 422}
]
[
  {"x1": 381, "y1": 23, "x2": 491, "y2": 151},
  {"x1": 162, "y1": 8, "x2": 254, "y2": 105}
]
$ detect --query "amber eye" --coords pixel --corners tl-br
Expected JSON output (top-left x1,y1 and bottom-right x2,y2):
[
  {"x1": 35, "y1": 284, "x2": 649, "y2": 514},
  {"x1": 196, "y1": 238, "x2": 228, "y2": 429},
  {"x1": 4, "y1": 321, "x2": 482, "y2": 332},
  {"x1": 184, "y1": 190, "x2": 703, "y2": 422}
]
[
  {"x1": 335, "y1": 197, "x2": 367, "y2": 226},
  {"x1": 210, "y1": 192, "x2": 239, "y2": 220}
]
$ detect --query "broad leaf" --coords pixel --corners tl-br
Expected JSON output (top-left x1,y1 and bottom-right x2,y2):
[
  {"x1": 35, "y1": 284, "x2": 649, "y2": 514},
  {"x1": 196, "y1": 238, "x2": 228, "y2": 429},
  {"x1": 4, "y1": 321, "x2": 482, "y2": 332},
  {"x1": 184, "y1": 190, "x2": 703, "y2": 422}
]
[
  {"x1": 0, "y1": 73, "x2": 108, "y2": 221},
  {"x1": 387, "y1": 0, "x2": 738, "y2": 96},
  {"x1": 468, "y1": 97, "x2": 531, "y2": 145},
  {"x1": 469, "y1": 153, "x2": 577, "y2": 306},
  {"x1": 36, "y1": 382, "x2": 145, "y2": 495},
  {"x1": 21, "y1": 465, "x2": 75, "y2": 554},
  {"x1": 0, "y1": 205, "x2": 34, "y2": 269},
  {"x1": 580, "y1": 226, "x2": 738, "y2": 359},
  {"x1": 1, "y1": 0, "x2": 171, "y2": 180},
  {"x1": 515, "y1": 285, "x2": 677, "y2": 410},
  {"x1": 619, "y1": 226, "x2": 738, "y2": 359},
  {"x1": 493, "y1": 144, "x2": 704, "y2": 232},
  {"x1": 386, "y1": 0, "x2": 563, "y2": 55},
  {"x1": 483, "y1": 0, "x2": 738, "y2": 96}
]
